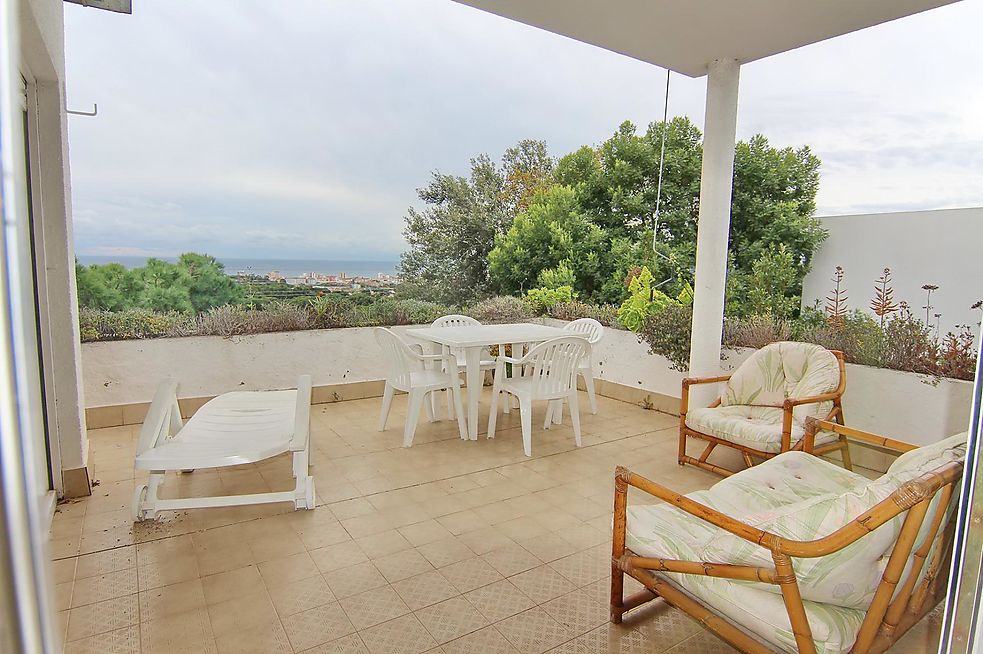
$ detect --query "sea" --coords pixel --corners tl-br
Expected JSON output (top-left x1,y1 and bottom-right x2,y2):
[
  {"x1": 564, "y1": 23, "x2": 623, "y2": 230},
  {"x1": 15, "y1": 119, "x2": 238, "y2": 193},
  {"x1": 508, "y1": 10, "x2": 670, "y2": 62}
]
[{"x1": 76, "y1": 255, "x2": 400, "y2": 279}]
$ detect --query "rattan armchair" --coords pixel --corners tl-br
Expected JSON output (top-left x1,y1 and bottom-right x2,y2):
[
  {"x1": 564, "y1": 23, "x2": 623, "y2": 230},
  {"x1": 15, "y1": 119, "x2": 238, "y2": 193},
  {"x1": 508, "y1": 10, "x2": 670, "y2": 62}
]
[
  {"x1": 612, "y1": 420, "x2": 966, "y2": 654},
  {"x1": 679, "y1": 341, "x2": 850, "y2": 476}
]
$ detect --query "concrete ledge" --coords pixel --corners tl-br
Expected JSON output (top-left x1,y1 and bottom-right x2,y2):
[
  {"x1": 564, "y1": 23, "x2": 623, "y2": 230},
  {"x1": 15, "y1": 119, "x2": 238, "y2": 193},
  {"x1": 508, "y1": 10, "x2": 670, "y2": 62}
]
[{"x1": 85, "y1": 378, "x2": 665, "y2": 429}]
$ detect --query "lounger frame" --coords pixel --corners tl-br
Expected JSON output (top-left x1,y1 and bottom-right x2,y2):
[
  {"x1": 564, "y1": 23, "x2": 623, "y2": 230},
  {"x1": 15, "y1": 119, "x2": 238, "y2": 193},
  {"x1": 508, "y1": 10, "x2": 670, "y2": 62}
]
[{"x1": 132, "y1": 376, "x2": 315, "y2": 521}]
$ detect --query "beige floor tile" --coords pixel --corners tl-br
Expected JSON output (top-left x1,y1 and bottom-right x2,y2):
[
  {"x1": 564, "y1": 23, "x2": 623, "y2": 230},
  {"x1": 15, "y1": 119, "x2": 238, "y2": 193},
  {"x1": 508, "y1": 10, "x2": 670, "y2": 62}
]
[
  {"x1": 542, "y1": 590, "x2": 608, "y2": 637},
  {"x1": 63, "y1": 624, "x2": 141, "y2": 654},
  {"x1": 259, "y1": 550, "x2": 320, "y2": 586},
  {"x1": 339, "y1": 584, "x2": 410, "y2": 630},
  {"x1": 66, "y1": 594, "x2": 139, "y2": 642},
  {"x1": 481, "y1": 543, "x2": 542, "y2": 577},
  {"x1": 74, "y1": 546, "x2": 135, "y2": 580},
  {"x1": 300, "y1": 632, "x2": 370, "y2": 653},
  {"x1": 140, "y1": 607, "x2": 215, "y2": 653},
  {"x1": 356, "y1": 529, "x2": 413, "y2": 559},
  {"x1": 572, "y1": 623, "x2": 654, "y2": 654},
  {"x1": 441, "y1": 625, "x2": 520, "y2": 654},
  {"x1": 358, "y1": 613, "x2": 438, "y2": 654},
  {"x1": 549, "y1": 548, "x2": 609, "y2": 587},
  {"x1": 439, "y1": 557, "x2": 504, "y2": 594},
  {"x1": 392, "y1": 570, "x2": 461, "y2": 611},
  {"x1": 311, "y1": 540, "x2": 370, "y2": 573},
  {"x1": 464, "y1": 579, "x2": 536, "y2": 623},
  {"x1": 139, "y1": 578, "x2": 206, "y2": 622},
  {"x1": 269, "y1": 573, "x2": 336, "y2": 616},
  {"x1": 456, "y1": 526, "x2": 516, "y2": 556},
  {"x1": 249, "y1": 530, "x2": 307, "y2": 562},
  {"x1": 202, "y1": 564, "x2": 266, "y2": 605},
  {"x1": 137, "y1": 553, "x2": 199, "y2": 591},
  {"x1": 518, "y1": 533, "x2": 580, "y2": 563},
  {"x1": 374, "y1": 548, "x2": 435, "y2": 583},
  {"x1": 207, "y1": 589, "x2": 278, "y2": 638},
  {"x1": 415, "y1": 596, "x2": 489, "y2": 644},
  {"x1": 324, "y1": 561, "x2": 388, "y2": 599},
  {"x1": 496, "y1": 607, "x2": 576, "y2": 654},
  {"x1": 214, "y1": 616, "x2": 291, "y2": 654},
  {"x1": 281, "y1": 601, "x2": 356, "y2": 650},
  {"x1": 623, "y1": 602, "x2": 702, "y2": 651},
  {"x1": 436, "y1": 510, "x2": 489, "y2": 535},
  {"x1": 661, "y1": 627, "x2": 739, "y2": 653},
  {"x1": 418, "y1": 537, "x2": 476, "y2": 569},
  {"x1": 399, "y1": 519, "x2": 455, "y2": 547},
  {"x1": 510, "y1": 566, "x2": 578, "y2": 604},
  {"x1": 71, "y1": 569, "x2": 138, "y2": 608}
]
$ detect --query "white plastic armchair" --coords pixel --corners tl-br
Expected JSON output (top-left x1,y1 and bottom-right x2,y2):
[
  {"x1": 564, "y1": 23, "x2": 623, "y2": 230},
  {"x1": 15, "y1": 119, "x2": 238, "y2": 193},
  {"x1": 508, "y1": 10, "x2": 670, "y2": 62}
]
[
  {"x1": 487, "y1": 336, "x2": 590, "y2": 457},
  {"x1": 375, "y1": 327, "x2": 468, "y2": 446},
  {"x1": 430, "y1": 314, "x2": 501, "y2": 416},
  {"x1": 562, "y1": 318, "x2": 604, "y2": 414}
]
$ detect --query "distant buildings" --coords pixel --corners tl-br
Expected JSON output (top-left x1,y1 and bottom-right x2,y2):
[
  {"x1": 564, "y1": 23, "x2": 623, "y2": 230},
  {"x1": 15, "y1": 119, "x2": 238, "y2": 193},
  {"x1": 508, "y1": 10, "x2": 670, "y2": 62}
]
[{"x1": 271, "y1": 269, "x2": 400, "y2": 290}]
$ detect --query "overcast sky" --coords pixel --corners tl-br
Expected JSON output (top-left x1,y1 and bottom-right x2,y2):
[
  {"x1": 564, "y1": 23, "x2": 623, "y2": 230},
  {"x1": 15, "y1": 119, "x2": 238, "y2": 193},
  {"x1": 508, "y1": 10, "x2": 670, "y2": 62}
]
[{"x1": 64, "y1": 0, "x2": 983, "y2": 261}]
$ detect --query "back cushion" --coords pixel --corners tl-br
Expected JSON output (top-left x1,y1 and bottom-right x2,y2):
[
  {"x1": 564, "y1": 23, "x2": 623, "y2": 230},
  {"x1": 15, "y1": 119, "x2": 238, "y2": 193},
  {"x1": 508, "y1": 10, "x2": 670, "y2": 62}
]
[
  {"x1": 722, "y1": 342, "x2": 839, "y2": 421},
  {"x1": 702, "y1": 476, "x2": 902, "y2": 609},
  {"x1": 702, "y1": 434, "x2": 967, "y2": 609}
]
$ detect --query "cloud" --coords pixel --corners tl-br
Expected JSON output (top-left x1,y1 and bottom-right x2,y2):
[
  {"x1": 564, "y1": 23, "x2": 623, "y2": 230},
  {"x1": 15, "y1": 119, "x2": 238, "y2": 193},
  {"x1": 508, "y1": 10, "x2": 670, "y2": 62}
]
[{"x1": 64, "y1": 0, "x2": 983, "y2": 258}]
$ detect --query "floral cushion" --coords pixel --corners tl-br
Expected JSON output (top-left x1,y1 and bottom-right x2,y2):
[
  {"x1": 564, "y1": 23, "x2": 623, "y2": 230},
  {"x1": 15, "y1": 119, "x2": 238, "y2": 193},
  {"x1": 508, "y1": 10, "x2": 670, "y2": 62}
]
[
  {"x1": 626, "y1": 492, "x2": 864, "y2": 654},
  {"x1": 685, "y1": 405, "x2": 838, "y2": 453},
  {"x1": 701, "y1": 436, "x2": 967, "y2": 610},
  {"x1": 721, "y1": 342, "x2": 840, "y2": 422}
]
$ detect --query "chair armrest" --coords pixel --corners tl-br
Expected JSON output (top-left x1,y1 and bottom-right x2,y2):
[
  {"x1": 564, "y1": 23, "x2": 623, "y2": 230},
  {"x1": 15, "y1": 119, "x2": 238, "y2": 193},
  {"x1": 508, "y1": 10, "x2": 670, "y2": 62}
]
[
  {"x1": 802, "y1": 418, "x2": 918, "y2": 453},
  {"x1": 681, "y1": 374, "x2": 732, "y2": 388},
  {"x1": 496, "y1": 355, "x2": 525, "y2": 366},
  {"x1": 782, "y1": 391, "x2": 843, "y2": 410},
  {"x1": 418, "y1": 352, "x2": 459, "y2": 370}
]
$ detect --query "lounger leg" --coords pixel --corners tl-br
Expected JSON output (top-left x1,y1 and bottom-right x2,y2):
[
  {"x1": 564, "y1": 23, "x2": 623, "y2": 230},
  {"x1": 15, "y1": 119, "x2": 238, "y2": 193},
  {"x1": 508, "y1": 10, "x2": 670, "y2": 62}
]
[
  {"x1": 487, "y1": 387, "x2": 501, "y2": 439},
  {"x1": 519, "y1": 398, "x2": 533, "y2": 457},
  {"x1": 569, "y1": 391, "x2": 582, "y2": 447},
  {"x1": 378, "y1": 383, "x2": 395, "y2": 432},
  {"x1": 135, "y1": 471, "x2": 165, "y2": 521},
  {"x1": 292, "y1": 446, "x2": 315, "y2": 510},
  {"x1": 404, "y1": 389, "x2": 426, "y2": 448}
]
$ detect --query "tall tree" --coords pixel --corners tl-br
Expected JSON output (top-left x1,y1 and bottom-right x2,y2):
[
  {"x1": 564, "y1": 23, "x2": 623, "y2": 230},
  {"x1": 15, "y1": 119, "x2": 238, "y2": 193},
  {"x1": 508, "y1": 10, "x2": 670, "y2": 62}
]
[
  {"x1": 399, "y1": 140, "x2": 553, "y2": 305},
  {"x1": 177, "y1": 252, "x2": 242, "y2": 313}
]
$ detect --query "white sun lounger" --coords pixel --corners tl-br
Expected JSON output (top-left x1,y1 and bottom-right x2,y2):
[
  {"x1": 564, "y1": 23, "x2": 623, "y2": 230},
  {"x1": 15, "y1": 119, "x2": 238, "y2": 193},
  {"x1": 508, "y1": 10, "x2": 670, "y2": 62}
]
[{"x1": 132, "y1": 375, "x2": 315, "y2": 521}]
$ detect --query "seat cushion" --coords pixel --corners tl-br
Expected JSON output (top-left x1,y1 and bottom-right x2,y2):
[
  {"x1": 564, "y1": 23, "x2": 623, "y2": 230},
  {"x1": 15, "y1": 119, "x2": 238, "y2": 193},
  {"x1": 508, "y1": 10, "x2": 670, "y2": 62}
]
[
  {"x1": 706, "y1": 451, "x2": 870, "y2": 515},
  {"x1": 685, "y1": 405, "x2": 836, "y2": 453},
  {"x1": 626, "y1": 496, "x2": 864, "y2": 654},
  {"x1": 722, "y1": 342, "x2": 840, "y2": 422},
  {"x1": 888, "y1": 432, "x2": 968, "y2": 476}
]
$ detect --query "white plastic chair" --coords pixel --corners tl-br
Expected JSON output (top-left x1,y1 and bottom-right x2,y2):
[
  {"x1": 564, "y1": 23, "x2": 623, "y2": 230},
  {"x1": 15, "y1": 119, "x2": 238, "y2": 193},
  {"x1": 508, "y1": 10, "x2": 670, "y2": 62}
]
[
  {"x1": 487, "y1": 336, "x2": 591, "y2": 457},
  {"x1": 562, "y1": 318, "x2": 604, "y2": 414},
  {"x1": 430, "y1": 314, "x2": 501, "y2": 416},
  {"x1": 376, "y1": 327, "x2": 468, "y2": 447},
  {"x1": 132, "y1": 375, "x2": 315, "y2": 521}
]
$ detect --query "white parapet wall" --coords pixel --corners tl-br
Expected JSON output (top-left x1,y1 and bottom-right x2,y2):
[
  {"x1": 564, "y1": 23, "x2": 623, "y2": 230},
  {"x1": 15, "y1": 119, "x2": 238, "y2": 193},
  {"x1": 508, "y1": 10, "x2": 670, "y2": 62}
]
[
  {"x1": 83, "y1": 321, "x2": 972, "y2": 463},
  {"x1": 802, "y1": 207, "x2": 983, "y2": 337}
]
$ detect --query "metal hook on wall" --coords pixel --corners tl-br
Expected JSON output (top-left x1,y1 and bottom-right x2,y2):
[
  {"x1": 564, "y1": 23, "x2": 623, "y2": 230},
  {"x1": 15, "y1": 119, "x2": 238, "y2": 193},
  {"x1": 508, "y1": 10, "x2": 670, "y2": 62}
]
[{"x1": 67, "y1": 103, "x2": 98, "y2": 117}]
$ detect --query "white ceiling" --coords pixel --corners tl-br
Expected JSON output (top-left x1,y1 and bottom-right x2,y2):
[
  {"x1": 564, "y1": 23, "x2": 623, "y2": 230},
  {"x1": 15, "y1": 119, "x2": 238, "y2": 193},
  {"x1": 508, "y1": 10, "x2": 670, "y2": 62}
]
[{"x1": 453, "y1": 0, "x2": 958, "y2": 77}]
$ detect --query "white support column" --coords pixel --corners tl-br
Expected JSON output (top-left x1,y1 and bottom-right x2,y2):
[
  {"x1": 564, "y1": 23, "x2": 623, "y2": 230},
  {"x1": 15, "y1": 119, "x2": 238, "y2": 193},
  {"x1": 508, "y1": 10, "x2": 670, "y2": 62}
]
[{"x1": 689, "y1": 58, "x2": 740, "y2": 403}]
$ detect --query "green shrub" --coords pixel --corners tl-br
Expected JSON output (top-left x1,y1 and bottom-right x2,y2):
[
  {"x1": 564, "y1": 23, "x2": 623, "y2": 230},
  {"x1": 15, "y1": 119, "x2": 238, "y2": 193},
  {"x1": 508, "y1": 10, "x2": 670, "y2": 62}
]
[
  {"x1": 548, "y1": 301, "x2": 620, "y2": 327},
  {"x1": 723, "y1": 314, "x2": 792, "y2": 350},
  {"x1": 639, "y1": 304, "x2": 694, "y2": 371},
  {"x1": 524, "y1": 285, "x2": 575, "y2": 314},
  {"x1": 358, "y1": 298, "x2": 447, "y2": 326},
  {"x1": 617, "y1": 267, "x2": 676, "y2": 332},
  {"x1": 466, "y1": 296, "x2": 533, "y2": 324},
  {"x1": 78, "y1": 307, "x2": 192, "y2": 341}
]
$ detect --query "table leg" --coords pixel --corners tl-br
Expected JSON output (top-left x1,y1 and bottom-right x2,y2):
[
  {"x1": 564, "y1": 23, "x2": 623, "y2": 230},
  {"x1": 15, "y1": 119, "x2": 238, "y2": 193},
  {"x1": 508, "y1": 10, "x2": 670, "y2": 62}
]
[{"x1": 465, "y1": 346, "x2": 481, "y2": 440}]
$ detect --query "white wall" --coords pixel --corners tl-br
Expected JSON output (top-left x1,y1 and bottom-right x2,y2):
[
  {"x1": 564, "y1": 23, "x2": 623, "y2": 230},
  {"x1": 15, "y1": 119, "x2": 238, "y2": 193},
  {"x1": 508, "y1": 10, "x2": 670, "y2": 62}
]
[
  {"x1": 802, "y1": 207, "x2": 983, "y2": 336},
  {"x1": 82, "y1": 324, "x2": 972, "y2": 453}
]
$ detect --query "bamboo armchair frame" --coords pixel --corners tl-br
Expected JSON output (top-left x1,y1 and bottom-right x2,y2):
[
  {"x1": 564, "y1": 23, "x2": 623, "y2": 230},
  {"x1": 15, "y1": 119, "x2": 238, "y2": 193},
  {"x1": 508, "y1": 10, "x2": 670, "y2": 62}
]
[
  {"x1": 613, "y1": 419, "x2": 964, "y2": 654},
  {"x1": 679, "y1": 350, "x2": 850, "y2": 477}
]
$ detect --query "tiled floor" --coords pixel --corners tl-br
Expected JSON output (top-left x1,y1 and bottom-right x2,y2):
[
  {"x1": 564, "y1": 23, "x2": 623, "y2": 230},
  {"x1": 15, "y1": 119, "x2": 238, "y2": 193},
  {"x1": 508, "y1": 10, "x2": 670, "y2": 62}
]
[{"x1": 50, "y1": 390, "x2": 944, "y2": 653}]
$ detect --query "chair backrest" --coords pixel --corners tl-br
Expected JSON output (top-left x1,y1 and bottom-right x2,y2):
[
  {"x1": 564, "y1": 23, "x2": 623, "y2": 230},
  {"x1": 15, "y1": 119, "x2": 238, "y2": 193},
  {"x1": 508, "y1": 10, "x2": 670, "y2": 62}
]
[
  {"x1": 563, "y1": 318, "x2": 604, "y2": 344},
  {"x1": 522, "y1": 336, "x2": 590, "y2": 398},
  {"x1": 721, "y1": 341, "x2": 842, "y2": 420},
  {"x1": 374, "y1": 328, "x2": 420, "y2": 390},
  {"x1": 432, "y1": 314, "x2": 481, "y2": 328}
]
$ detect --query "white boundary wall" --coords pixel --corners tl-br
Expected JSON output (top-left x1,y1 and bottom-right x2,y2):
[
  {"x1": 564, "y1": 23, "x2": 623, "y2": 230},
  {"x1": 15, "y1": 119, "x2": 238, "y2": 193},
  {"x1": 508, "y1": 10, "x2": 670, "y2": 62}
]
[
  {"x1": 82, "y1": 323, "x2": 972, "y2": 452},
  {"x1": 802, "y1": 207, "x2": 983, "y2": 336}
]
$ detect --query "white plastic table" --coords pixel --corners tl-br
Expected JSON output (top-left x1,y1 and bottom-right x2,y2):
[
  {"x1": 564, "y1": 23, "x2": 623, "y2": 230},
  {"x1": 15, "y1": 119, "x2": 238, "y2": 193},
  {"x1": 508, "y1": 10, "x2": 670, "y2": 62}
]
[{"x1": 405, "y1": 323, "x2": 570, "y2": 440}]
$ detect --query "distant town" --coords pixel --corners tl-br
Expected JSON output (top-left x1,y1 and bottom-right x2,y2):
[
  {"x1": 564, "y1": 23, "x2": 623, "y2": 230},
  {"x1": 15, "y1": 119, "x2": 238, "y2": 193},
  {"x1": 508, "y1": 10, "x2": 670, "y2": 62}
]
[{"x1": 237, "y1": 268, "x2": 401, "y2": 294}]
